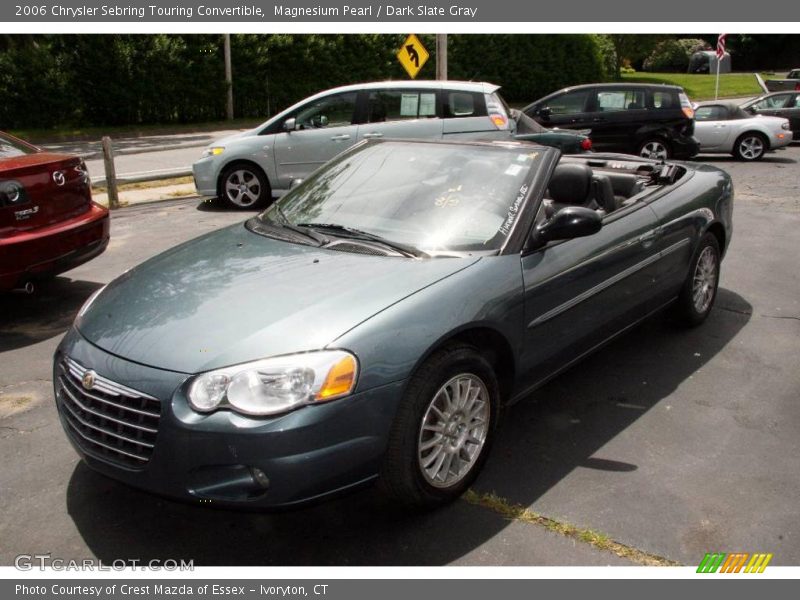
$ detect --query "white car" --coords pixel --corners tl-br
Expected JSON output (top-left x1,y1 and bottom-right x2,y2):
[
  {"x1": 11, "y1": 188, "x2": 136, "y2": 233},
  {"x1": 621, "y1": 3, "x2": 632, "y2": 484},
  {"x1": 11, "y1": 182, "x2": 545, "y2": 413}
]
[
  {"x1": 694, "y1": 101, "x2": 792, "y2": 161},
  {"x1": 192, "y1": 81, "x2": 514, "y2": 209}
]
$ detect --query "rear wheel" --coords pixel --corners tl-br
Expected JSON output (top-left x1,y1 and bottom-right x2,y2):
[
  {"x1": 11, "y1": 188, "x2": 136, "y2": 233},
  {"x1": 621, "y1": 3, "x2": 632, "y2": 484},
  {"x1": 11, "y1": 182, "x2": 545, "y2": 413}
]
[
  {"x1": 733, "y1": 132, "x2": 767, "y2": 161},
  {"x1": 674, "y1": 233, "x2": 721, "y2": 326},
  {"x1": 638, "y1": 138, "x2": 671, "y2": 160},
  {"x1": 218, "y1": 164, "x2": 270, "y2": 209},
  {"x1": 379, "y1": 344, "x2": 500, "y2": 508}
]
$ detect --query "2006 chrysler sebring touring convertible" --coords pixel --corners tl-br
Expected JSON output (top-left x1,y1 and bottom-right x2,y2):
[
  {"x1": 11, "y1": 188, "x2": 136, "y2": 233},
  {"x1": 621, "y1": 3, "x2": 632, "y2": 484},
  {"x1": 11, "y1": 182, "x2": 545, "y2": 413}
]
[{"x1": 55, "y1": 139, "x2": 733, "y2": 509}]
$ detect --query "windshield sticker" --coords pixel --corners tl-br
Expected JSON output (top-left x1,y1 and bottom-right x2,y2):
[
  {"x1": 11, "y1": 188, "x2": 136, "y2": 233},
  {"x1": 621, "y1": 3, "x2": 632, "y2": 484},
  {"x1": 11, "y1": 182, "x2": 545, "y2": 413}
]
[
  {"x1": 498, "y1": 183, "x2": 529, "y2": 236},
  {"x1": 504, "y1": 164, "x2": 524, "y2": 177},
  {"x1": 517, "y1": 154, "x2": 530, "y2": 162},
  {"x1": 527, "y1": 152, "x2": 540, "y2": 160}
]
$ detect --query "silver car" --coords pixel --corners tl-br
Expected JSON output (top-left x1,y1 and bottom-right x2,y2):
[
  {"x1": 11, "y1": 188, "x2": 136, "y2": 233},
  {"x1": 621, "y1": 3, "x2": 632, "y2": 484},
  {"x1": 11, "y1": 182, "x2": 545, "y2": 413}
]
[
  {"x1": 193, "y1": 81, "x2": 514, "y2": 208},
  {"x1": 693, "y1": 101, "x2": 792, "y2": 161}
]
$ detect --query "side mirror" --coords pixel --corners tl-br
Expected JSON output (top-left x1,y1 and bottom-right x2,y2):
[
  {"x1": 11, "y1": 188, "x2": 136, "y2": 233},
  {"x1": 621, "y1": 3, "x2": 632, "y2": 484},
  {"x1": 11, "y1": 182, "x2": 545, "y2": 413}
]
[
  {"x1": 538, "y1": 107, "x2": 552, "y2": 119},
  {"x1": 746, "y1": 106, "x2": 758, "y2": 114},
  {"x1": 283, "y1": 118, "x2": 297, "y2": 132},
  {"x1": 529, "y1": 206, "x2": 602, "y2": 248}
]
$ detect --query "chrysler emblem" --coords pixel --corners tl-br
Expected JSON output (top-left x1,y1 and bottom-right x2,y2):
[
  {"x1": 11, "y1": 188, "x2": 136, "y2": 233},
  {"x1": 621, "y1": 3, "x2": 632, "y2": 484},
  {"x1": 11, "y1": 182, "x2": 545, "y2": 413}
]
[
  {"x1": 82, "y1": 370, "x2": 97, "y2": 390},
  {"x1": 53, "y1": 171, "x2": 66, "y2": 186}
]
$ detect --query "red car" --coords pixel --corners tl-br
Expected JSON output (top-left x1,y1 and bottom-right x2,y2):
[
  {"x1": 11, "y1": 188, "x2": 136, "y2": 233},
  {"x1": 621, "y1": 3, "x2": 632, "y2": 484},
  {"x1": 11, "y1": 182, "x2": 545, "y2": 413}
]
[{"x1": 0, "y1": 132, "x2": 109, "y2": 293}]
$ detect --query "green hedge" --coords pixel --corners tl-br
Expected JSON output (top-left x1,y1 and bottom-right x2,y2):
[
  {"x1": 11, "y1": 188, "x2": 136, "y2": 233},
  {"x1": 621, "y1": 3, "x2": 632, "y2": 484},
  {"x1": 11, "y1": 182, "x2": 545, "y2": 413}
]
[{"x1": 0, "y1": 34, "x2": 612, "y2": 130}]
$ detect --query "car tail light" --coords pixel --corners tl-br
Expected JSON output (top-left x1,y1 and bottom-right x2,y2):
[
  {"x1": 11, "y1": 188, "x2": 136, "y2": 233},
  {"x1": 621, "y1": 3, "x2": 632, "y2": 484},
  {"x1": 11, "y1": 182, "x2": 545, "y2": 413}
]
[
  {"x1": 489, "y1": 112, "x2": 508, "y2": 129},
  {"x1": 580, "y1": 138, "x2": 593, "y2": 151},
  {"x1": 795, "y1": 82, "x2": 800, "y2": 91},
  {"x1": 679, "y1": 92, "x2": 695, "y2": 119}
]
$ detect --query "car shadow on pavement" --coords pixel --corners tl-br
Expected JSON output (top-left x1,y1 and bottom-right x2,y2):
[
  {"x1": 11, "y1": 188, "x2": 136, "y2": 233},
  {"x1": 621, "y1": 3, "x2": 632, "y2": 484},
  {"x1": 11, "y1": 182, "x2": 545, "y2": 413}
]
[
  {"x1": 0, "y1": 278, "x2": 103, "y2": 353},
  {"x1": 195, "y1": 197, "x2": 266, "y2": 213},
  {"x1": 697, "y1": 155, "x2": 797, "y2": 164},
  {"x1": 65, "y1": 288, "x2": 751, "y2": 566}
]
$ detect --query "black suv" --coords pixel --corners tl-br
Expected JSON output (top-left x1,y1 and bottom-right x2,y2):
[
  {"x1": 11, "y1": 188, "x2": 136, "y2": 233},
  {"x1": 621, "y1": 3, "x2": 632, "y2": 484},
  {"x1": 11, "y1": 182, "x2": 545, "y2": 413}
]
[{"x1": 522, "y1": 83, "x2": 699, "y2": 159}]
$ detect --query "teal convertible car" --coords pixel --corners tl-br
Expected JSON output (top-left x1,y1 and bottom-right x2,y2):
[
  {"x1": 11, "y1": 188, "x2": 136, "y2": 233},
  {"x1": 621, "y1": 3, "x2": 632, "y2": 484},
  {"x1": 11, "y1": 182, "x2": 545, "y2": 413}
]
[{"x1": 55, "y1": 139, "x2": 733, "y2": 509}]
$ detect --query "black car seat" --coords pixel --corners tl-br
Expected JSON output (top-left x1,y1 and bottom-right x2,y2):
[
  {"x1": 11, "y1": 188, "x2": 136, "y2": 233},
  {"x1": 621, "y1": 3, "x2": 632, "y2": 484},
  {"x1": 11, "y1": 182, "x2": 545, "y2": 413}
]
[
  {"x1": 591, "y1": 173, "x2": 618, "y2": 212},
  {"x1": 546, "y1": 163, "x2": 600, "y2": 218}
]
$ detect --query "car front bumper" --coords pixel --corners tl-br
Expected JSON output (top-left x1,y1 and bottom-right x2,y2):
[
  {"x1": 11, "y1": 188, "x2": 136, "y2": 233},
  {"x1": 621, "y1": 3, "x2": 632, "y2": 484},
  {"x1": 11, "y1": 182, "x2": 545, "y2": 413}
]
[
  {"x1": 769, "y1": 131, "x2": 793, "y2": 150},
  {"x1": 53, "y1": 328, "x2": 404, "y2": 509},
  {"x1": 0, "y1": 202, "x2": 110, "y2": 292},
  {"x1": 192, "y1": 157, "x2": 220, "y2": 198}
]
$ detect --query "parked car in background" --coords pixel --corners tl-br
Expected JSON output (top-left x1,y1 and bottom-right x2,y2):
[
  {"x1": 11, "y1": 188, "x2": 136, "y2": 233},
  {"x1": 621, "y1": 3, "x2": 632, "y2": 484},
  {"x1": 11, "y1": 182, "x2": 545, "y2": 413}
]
[
  {"x1": 694, "y1": 101, "x2": 792, "y2": 160},
  {"x1": 741, "y1": 91, "x2": 800, "y2": 141},
  {"x1": 59, "y1": 138, "x2": 732, "y2": 510},
  {"x1": 0, "y1": 132, "x2": 109, "y2": 294},
  {"x1": 512, "y1": 109, "x2": 592, "y2": 153},
  {"x1": 193, "y1": 81, "x2": 590, "y2": 209},
  {"x1": 764, "y1": 69, "x2": 800, "y2": 92},
  {"x1": 522, "y1": 83, "x2": 700, "y2": 160}
]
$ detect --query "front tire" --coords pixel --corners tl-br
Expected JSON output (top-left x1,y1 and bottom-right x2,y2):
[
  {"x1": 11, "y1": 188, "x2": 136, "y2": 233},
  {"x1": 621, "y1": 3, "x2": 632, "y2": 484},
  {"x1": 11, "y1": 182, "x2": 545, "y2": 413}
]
[
  {"x1": 638, "y1": 138, "x2": 671, "y2": 160},
  {"x1": 218, "y1": 163, "x2": 270, "y2": 209},
  {"x1": 674, "y1": 232, "x2": 721, "y2": 326},
  {"x1": 733, "y1": 132, "x2": 767, "y2": 161},
  {"x1": 379, "y1": 344, "x2": 500, "y2": 508}
]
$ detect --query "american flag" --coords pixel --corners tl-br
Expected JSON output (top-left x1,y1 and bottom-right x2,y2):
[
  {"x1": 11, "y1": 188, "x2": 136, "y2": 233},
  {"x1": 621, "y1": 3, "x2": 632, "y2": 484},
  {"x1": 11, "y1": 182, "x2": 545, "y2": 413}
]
[{"x1": 716, "y1": 34, "x2": 727, "y2": 59}]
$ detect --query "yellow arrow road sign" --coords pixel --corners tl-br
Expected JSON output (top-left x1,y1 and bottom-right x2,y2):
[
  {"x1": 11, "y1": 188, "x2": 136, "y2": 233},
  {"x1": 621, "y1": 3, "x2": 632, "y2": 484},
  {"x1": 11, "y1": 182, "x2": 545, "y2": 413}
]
[{"x1": 397, "y1": 34, "x2": 429, "y2": 79}]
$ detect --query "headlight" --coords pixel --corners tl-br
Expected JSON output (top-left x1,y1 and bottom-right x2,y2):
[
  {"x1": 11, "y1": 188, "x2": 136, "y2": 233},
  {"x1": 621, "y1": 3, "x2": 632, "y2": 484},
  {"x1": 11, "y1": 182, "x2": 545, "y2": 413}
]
[
  {"x1": 187, "y1": 350, "x2": 358, "y2": 416},
  {"x1": 201, "y1": 146, "x2": 225, "y2": 158},
  {"x1": 781, "y1": 122, "x2": 791, "y2": 130}
]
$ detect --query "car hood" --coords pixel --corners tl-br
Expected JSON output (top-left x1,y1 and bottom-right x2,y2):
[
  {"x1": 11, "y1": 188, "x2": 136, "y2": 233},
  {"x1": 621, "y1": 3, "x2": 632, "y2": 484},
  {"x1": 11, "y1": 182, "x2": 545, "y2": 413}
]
[
  {"x1": 208, "y1": 128, "x2": 259, "y2": 147},
  {"x1": 77, "y1": 223, "x2": 480, "y2": 374}
]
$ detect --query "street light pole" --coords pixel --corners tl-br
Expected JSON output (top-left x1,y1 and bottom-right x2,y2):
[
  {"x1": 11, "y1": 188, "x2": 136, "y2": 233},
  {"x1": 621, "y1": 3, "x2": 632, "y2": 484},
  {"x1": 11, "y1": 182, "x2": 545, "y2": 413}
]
[
  {"x1": 224, "y1": 34, "x2": 234, "y2": 120},
  {"x1": 436, "y1": 34, "x2": 447, "y2": 81}
]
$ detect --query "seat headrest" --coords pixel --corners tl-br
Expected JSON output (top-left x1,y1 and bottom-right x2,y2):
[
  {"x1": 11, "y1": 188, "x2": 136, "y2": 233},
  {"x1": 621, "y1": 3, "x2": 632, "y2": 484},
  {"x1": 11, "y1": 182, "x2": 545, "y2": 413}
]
[{"x1": 548, "y1": 163, "x2": 593, "y2": 205}]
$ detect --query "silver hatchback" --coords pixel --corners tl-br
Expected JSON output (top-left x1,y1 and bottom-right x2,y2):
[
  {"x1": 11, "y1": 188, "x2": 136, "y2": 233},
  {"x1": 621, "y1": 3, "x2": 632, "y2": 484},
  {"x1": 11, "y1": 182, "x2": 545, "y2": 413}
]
[{"x1": 193, "y1": 81, "x2": 513, "y2": 209}]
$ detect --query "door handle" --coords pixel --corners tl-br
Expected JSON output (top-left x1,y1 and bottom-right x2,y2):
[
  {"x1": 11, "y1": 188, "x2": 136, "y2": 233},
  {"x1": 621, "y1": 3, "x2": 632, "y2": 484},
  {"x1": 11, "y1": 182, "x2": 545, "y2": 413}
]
[
  {"x1": 638, "y1": 229, "x2": 660, "y2": 247},
  {"x1": 592, "y1": 117, "x2": 605, "y2": 122},
  {"x1": 330, "y1": 134, "x2": 351, "y2": 141},
  {"x1": 362, "y1": 132, "x2": 384, "y2": 139}
]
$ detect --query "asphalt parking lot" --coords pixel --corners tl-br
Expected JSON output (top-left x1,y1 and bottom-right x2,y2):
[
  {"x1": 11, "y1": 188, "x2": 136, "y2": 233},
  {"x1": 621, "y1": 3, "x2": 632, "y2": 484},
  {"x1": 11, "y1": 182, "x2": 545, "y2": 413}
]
[{"x1": 1, "y1": 146, "x2": 798, "y2": 567}]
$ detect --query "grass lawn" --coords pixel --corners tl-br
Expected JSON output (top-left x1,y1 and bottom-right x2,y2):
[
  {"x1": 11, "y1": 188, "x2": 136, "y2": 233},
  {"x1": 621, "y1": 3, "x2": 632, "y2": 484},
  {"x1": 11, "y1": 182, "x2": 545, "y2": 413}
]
[{"x1": 621, "y1": 72, "x2": 766, "y2": 100}]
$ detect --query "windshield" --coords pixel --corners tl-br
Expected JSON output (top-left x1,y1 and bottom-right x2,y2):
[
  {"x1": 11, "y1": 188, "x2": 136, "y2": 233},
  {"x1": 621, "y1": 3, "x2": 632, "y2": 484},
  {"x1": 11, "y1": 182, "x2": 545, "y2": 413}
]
[
  {"x1": 0, "y1": 132, "x2": 38, "y2": 158},
  {"x1": 258, "y1": 141, "x2": 540, "y2": 254}
]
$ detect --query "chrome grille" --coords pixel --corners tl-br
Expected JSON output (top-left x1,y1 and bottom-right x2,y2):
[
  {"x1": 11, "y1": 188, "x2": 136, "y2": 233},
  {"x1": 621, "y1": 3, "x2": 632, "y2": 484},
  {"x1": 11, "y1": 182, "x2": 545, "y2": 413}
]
[{"x1": 56, "y1": 357, "x2": 160, "y2": 468}]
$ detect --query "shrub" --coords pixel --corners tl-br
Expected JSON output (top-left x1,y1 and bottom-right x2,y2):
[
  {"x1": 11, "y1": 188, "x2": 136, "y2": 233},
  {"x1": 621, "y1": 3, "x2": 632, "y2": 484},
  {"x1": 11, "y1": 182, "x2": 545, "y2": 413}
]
[{"x1": 643, "y1": 38, "x2": 709, "y2": 72}]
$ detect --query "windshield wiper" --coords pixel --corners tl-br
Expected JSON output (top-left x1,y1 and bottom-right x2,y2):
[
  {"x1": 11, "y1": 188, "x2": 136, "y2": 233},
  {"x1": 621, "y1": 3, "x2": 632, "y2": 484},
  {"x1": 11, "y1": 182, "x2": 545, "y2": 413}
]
[
  {"x1": 297, "y1": 223, "x2": 428, "y2": 258},
  {"x1": 261, "y1": 208, "x2": 329, "y2": 245}
]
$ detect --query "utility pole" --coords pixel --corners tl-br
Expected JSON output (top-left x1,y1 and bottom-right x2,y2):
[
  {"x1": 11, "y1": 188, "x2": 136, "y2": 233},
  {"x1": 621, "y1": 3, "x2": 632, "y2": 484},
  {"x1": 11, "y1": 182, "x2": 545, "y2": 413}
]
[
  {"x1": 224, "y1": 34, "x2": 233, "y2": 120},
  {"x1": 436, "y1": 34, "x2": 447, "y2": 81}
]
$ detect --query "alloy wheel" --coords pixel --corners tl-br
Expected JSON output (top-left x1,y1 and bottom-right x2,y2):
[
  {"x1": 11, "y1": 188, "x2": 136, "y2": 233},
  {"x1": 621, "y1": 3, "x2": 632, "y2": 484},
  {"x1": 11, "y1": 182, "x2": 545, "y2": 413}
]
[
  {"x1": 224, "y1": 169, "x2": 262, "y2": 207},
  {"x1": 738, "y1": 136, "x2": 765, "y2": 160},
  {"x1": 639, "y1": 140, "x2": 669, "y2": 160},
  {"x1": 417, "y1": 373, "x2": 490, "y2": 489},
  {"x1": 692, "y1": 246, "x2": 718, "y2": 314}
]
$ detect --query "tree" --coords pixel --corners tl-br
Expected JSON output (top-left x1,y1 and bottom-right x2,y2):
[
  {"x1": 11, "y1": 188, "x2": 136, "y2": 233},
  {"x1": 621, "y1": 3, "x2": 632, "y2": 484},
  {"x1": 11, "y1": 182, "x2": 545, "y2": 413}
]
[{"x1": 609, "y1": 34, "x2": 669, "y2": 78}]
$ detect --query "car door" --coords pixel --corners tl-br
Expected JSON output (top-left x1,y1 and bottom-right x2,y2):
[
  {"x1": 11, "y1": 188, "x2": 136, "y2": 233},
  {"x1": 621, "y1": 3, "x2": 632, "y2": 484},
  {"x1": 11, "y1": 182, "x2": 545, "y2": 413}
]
[
  {"x1": 272, "y1": 91, "x2": 360, "y2": 188},
  {"x1": 356, "y1": 88, "x2": 442, "y2": 142},
  {"x1": 530, "y1": 89, "x2": 593, "y2": 132},
  {"x1": 693, "y1": 105, "x2": 733, "y2": 150},
  {"x1": 587, "y1": 87, "x2": 648, "y2": 153},
  {"x1": 752, "y1": 93, "x2": 793, "y2": 118},
  {"x1": 785, "y1": 93, "x2": 800, "y2": 139},
  {"x1": 518, "y1": 201, "x2": 662, "y2": 391}
]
